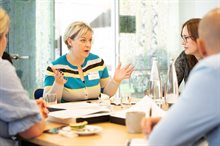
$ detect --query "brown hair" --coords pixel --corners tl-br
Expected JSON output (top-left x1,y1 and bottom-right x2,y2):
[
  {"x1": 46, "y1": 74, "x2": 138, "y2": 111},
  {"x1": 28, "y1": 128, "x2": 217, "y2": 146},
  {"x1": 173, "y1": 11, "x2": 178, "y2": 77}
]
[
  {"x1": 181, "y1": 18, "x2": 201, "y2": 41},
  {"x1": 181, "y1": 18, "x2": 201, "y2": 67}
]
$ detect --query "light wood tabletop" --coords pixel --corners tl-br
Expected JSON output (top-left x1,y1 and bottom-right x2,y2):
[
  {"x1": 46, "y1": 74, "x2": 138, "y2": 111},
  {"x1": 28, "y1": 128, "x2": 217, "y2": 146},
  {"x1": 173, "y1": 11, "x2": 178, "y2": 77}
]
[{"x1": 27, "y1": 121, "x2": 145, "y2": 146}]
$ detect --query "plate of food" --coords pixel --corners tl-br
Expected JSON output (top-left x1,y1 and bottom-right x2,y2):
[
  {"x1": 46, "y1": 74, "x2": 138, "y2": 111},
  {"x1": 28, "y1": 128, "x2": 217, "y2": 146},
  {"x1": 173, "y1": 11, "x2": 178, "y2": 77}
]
[
  {"x1": 73, "y1": 125, "x2": 103, "y2": 135},
  {"x1": 69, "y1": 121, "x2": 103, "y2": 136}
]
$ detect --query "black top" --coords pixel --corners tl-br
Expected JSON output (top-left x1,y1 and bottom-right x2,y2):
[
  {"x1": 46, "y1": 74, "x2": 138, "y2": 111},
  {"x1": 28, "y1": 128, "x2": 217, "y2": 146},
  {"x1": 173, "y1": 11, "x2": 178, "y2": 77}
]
[
  {"x1": 2, "y1": 52, "x2": 13, "y2": 64},
  {"x1": 175, "y1": 51, "x2": 198, "y2": 86}
]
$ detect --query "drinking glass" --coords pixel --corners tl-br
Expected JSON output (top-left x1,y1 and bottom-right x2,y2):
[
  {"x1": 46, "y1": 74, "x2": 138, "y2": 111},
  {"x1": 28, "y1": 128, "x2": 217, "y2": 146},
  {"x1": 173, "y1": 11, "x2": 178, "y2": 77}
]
[
  {"x1": 120, "y1": 92, "x2": 131, "y2": 109},
  {"x1": 99, "y1": 94, "x2": 111, "y2": 109},
  {"x1": 44, "y1": 93, "x2": 57, "y2": 106},
  {"x1": 148, "y1": 80, "x2": 163, "y2": 107}
]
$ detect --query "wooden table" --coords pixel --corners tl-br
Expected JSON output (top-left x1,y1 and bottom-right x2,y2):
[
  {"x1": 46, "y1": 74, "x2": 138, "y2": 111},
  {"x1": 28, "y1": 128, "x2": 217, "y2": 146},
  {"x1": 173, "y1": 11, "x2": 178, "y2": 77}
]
[{"x1": 27, "y1": 122, "x2": 145, "y2": 146}]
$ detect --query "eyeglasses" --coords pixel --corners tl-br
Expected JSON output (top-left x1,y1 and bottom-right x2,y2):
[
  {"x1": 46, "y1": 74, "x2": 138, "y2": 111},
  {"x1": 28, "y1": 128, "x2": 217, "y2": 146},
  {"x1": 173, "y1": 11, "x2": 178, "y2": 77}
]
[{"x1": 181, "y1": 35, "x2": 192, "y2": 43}]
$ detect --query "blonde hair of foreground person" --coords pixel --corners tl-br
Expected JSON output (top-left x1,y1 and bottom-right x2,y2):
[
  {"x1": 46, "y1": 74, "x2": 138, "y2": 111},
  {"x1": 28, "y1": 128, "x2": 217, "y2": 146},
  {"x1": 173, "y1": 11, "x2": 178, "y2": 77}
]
[{"x1": 0, "y1": 8, "x2": 9, "y2": 57}]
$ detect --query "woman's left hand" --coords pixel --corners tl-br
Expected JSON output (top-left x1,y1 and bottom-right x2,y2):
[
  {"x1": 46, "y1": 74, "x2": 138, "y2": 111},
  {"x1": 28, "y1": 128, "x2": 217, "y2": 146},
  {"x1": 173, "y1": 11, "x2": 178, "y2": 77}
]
[{"x1": 113, "y1": 63, "x2": 134, "y2": 83}]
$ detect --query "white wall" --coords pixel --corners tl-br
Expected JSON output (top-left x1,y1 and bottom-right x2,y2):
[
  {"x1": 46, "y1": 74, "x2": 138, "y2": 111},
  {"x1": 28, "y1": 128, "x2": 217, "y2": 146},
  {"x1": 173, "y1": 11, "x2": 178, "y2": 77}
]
[{"x1": 179, "y1": 0, "x2": 220, "y2": 27}]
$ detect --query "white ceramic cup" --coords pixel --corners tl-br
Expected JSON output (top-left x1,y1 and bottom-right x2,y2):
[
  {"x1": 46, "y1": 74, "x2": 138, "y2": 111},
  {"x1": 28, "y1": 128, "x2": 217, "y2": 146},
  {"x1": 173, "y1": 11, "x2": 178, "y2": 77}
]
[
  {"x1": 44, "y1": 93, "x2": 57, "y2": 106},
  {"x1": 125, "y1": 111, "x2": 146, "y2": 133}
]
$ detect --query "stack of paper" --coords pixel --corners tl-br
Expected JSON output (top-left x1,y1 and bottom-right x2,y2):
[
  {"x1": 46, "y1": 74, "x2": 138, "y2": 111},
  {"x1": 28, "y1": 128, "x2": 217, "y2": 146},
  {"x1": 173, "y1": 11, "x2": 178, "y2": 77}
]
[
  {"x1": 110, "y1": 96, "x2": 166, "y2": 122},
  {"x1": 47, "y1": 102, "x2": 111, "y2": 124},
  {"x1": 47, "y1": 96, "x2": 166, "y2": 125}
]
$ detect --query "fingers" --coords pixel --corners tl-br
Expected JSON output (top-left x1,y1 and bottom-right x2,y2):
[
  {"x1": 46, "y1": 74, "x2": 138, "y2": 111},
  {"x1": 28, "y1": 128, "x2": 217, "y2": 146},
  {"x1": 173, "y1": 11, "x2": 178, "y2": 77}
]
[
  {"x1": 114, "y1": 63, "x2": 134, "y2": 82},
  {"x1": 36, "y1": 98, "x2": 49, "y2": 118},
  {"x1": 36, "y1": 98, "x2": 42, "y2": 104},
  {"x1": 36, "y1": 98, "x2": 45, "y2": 106},
  {"x1": 116, "y1": 63, "x2": 122, "y2": 70},
  {"x1": 124, "y1": 64, "x2": 135, "y2": 78},
  {"x1": 41, "y1": 99, "x2": 47, "y2": 108},
  {"x1": 126, "y1": 65, "x2": 134, "y2": 75},
  {"x1": 145, "y1": 118, "x2": 153, "y2": 134},
  {"x1": 42, "y1": 108, "x2": 49, "y2": 118},
  {"x1": 36, "y1": 98, "x2": 47, "y2": 109},
  {"x1": 141, "y1": 117, "x2": 160, "y2": 135},
  {"x1": 50, "y1": 66, "x2": 64, "y2": 77},
  {"x1": 141, "y1": 118, "x2": 151, "y2": 134},
  {"x1": 56, "y1": 71, "x2": 64, "y2": 79},
  {"x1": 50, "y1": 67, "x2": 56, "y2": 73},
  {"x1": 124, "y1": 64, "x2": 130, "y2": 70},
  {"x1": 123, "y1": 64, "x2": 134, "y2": 72},
  {"x1": 50, "y1": 67, "x2": 67, "y2": 85},
  {"x1": 141, "y1": 118, "x2": 148, "y2": 134}
]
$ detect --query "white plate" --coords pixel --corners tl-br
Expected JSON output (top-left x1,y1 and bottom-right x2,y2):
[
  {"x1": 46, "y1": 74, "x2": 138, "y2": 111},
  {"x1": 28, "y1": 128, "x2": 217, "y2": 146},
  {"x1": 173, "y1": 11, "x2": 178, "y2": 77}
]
[{"x1": 73, "y1": 125, "x2": 103, "y2": 135}]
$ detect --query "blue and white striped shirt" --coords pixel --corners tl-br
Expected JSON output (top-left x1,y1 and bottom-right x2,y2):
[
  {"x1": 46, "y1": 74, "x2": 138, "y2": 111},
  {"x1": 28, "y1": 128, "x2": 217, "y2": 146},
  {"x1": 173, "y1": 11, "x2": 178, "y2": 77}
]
[{"x1": 44, "y1": 53, "x2": 119, "y2": 102}]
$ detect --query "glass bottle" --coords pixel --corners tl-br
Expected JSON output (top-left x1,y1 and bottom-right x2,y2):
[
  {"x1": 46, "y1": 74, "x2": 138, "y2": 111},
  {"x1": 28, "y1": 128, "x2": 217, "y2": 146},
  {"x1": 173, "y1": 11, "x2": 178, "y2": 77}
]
[
  {"x1": 148, "y1": 57, "x2": 162, "y2": 105},
  {"x1": 164, "y1": 58, "x2": 179, "y2": 105}
]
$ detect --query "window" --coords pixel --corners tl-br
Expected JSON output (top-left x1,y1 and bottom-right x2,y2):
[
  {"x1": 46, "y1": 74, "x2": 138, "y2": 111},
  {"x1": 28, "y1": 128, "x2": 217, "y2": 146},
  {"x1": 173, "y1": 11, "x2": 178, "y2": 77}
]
[
  {"x1": 55, "y1": 0, "x2": 117, "y2": 76},
  {"x1": 118, "y1": 0, "x2": 180, "y2": 98}
]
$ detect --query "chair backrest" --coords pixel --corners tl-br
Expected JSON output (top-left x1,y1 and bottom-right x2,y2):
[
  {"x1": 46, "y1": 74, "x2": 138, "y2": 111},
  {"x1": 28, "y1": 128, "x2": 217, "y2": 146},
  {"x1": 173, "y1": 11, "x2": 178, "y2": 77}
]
[{"x1": 34, "y1": 88, "x2": 44, "y2": 99}]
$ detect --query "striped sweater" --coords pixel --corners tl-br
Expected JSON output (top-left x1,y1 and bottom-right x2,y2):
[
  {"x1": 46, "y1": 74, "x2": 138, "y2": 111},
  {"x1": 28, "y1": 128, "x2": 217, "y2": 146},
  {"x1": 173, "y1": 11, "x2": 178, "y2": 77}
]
[{"x1": 44, "y1": 53, "x2": 119, "y2": 102}]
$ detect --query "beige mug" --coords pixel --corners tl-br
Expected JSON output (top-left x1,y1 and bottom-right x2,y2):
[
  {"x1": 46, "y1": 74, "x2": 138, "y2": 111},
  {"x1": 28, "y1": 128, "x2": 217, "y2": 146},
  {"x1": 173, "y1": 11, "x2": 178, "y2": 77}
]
[{"x1": 125, "y1": 111, "x2": 146, "y2": 133}]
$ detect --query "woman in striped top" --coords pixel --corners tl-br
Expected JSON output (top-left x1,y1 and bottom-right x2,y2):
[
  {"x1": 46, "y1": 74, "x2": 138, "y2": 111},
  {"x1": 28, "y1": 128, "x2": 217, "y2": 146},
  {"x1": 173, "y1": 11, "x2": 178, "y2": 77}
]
[{"x1": 44, "y1": 21, "x2": 134, "y2": 102}]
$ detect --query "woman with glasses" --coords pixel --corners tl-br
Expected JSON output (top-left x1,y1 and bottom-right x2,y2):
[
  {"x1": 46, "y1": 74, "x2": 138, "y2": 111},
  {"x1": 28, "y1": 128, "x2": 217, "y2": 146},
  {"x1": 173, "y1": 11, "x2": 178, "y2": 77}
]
[
  {"x1": 141, "y1": 18, "x2": 203, "y2": 139},
  {"x1": 175, "y1": 18, "x2": 202, "y2": 86},
  {"x1": 44, "y1": 21, "x2": 134, "y2": 102},
  {"x1": 142, "y1": 8, "x2": 220, "y2": 145}
]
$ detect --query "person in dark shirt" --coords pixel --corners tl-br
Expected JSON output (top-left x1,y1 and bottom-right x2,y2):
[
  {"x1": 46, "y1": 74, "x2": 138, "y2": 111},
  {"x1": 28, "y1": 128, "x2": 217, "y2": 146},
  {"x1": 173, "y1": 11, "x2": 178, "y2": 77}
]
[
  {"x1": 142, "y1": 8, "x2": 220, "y2": 145},
  {"x1": 175, "y1": 51, "x2": 198, "y2": 86},
  {"x1": 175, "y1": 18, "x2": 202, "y2": 86}
]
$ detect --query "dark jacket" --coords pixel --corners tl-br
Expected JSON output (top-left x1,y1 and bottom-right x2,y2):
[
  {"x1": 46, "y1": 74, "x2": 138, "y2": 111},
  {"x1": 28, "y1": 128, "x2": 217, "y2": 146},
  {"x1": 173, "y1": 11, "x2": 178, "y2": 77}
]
[{"x1": 175, "y1": 51, "x2": 198, "y2": 86}]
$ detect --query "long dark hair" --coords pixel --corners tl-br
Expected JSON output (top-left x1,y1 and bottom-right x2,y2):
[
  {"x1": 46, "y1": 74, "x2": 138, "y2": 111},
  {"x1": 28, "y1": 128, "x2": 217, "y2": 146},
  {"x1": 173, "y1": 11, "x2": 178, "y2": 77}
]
[{"x1": 181, "y1": 18, "x2": 201, "y2": 68}]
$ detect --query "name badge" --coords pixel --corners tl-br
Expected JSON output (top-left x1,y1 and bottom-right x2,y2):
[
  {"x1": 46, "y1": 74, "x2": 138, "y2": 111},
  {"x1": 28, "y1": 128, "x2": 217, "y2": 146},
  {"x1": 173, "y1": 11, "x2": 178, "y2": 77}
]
[{"x1": 88, "y1": 72, "x2": 100, "y2": 80}]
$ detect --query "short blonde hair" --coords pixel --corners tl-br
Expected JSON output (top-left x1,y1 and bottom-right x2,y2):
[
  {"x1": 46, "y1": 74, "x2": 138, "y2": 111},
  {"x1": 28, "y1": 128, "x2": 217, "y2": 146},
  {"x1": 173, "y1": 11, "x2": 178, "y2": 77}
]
[
  {"x1": 0, "y1": 7, "x2": 9, "y2": 39},
  {"x1": 63, "y1": 21, "x2": 93, "y2": 49}
]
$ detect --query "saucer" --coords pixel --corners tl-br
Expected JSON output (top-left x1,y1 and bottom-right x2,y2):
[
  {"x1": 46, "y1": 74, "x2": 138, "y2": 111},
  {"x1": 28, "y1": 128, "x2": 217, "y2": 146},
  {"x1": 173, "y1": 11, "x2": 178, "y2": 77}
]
[{"x1": 73, "y1": 125, "x2": 103, "y2": 136}]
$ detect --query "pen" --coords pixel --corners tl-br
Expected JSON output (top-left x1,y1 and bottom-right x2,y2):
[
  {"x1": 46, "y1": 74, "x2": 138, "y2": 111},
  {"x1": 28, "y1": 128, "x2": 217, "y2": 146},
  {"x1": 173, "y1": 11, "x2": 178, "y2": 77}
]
[{"x1": 149, "y1": 107, "x2": 152, "y2": 117}]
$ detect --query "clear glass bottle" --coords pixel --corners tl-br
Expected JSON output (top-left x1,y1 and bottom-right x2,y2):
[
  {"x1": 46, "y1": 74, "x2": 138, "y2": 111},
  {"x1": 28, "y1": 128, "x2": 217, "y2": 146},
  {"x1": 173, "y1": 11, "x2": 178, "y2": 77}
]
[
  {"x1": 164, "y1": 58, "x2": 179, "y2": 105},
  {"x1": 148, "y1": 57, "x2": 162, "y2": 105}
]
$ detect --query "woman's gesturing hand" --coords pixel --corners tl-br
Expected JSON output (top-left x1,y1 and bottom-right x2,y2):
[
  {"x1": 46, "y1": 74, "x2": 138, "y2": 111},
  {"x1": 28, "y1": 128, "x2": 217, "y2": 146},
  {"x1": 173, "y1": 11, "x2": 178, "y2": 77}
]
[
  {"x1": 113, "y1": 63, "x2": 134, "y2": 83},
  {"x1": 51, "y1": 67, "x2": 67, "y2": 85}
]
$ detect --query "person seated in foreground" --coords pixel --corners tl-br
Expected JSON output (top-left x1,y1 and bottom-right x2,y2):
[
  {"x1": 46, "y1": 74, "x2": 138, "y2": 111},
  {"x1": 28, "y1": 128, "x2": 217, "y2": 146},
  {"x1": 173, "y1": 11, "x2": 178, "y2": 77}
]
[
  {"x1": 0, "y1": 7, "x2": 48, "y2": 146},
  {"x1": 142, "y1": 8, "x2": 220, "y2": 146}
]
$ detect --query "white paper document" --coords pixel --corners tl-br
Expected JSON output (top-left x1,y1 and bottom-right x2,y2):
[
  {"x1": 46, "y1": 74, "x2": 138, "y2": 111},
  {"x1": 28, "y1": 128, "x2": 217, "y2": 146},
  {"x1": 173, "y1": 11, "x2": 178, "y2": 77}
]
[
  {"x1": 48, "y1": 102, "x2": 101, "y2": 110},
  {"x1": 47, "y1": 102, "x2": 111, "y2": 124},
  {"x1": 128, "y1": 138, "x2": 148, "y2": 146},
  {"x1": 110, "y1": 95, "x2": 166, "y2": 119},
  {"x1": 47, "y1": 96, "x2": 166, "y2": 124}
]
